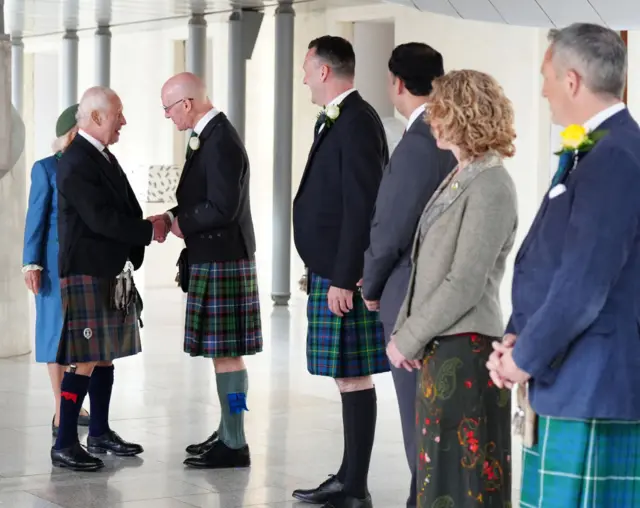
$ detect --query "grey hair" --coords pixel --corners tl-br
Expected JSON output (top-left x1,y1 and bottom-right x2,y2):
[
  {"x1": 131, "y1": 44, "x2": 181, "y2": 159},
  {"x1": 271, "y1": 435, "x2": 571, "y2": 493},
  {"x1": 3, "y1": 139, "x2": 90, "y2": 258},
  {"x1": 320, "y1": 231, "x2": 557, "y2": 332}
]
[
  {"x1": 548, "y1": 23, "x2": 627, "y2": 99},
  {"x1": 76, "y1": 86, "x2": 117, "y2": 126}
]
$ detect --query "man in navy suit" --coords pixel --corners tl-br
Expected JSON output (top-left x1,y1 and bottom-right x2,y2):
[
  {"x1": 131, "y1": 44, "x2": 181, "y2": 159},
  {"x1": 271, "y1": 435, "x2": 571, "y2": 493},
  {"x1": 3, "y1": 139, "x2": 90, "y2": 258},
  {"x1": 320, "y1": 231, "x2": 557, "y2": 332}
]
[{"x1": 488, "y1": 23, "x2": 640, "y2": 507}]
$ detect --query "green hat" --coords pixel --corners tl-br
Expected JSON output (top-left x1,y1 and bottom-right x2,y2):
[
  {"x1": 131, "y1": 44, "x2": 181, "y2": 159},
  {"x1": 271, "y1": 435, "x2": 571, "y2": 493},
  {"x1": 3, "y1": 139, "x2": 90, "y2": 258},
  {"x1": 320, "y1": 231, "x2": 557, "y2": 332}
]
[{"x1": 55, "y1": 104, "x2": 79, "y2": 137}]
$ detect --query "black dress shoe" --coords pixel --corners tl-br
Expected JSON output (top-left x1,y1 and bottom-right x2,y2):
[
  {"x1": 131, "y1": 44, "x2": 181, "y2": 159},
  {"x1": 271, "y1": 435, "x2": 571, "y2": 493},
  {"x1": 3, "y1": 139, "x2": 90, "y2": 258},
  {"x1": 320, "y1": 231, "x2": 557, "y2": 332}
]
[
  {"x1": 322, "y1": 493, "x2": 373, "y2": 508},
  {"x1": 87, "y1": 430, "x2": 143, "y2": 457},
  {"x1": 78, "y1": 411, "x2": 90, "y2": 427},
  {"x1": 185, "y1": 431, "x2": 219, "y2": 455},
  {"x1": 51, "y1": 442, "x2": 104, "y2": 472},
  {"x1": 183, "y1": 440, "x2": 250, "y2": 469},
  {"x1": 292, "y1": 475, "x2": 344, "y2": 504}
]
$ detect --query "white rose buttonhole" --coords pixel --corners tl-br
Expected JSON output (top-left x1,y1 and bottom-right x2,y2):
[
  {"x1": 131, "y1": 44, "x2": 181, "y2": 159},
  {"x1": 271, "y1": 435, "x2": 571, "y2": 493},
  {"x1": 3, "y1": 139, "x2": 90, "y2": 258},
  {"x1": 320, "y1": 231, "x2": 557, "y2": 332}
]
[{"x1": 189, "y1": 135, "x2": 201, "y2": 151}]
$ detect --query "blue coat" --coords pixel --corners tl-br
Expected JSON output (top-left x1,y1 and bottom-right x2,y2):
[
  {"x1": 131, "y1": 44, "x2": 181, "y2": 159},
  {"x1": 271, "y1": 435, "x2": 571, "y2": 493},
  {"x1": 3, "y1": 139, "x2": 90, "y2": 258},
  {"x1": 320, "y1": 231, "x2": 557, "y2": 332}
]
[
  {"x1": 23, "y1": 155, "x2": 63, "y2": 363},
  {"x1": 508, "y1": 109, "x2": 640, "y2": 420}
]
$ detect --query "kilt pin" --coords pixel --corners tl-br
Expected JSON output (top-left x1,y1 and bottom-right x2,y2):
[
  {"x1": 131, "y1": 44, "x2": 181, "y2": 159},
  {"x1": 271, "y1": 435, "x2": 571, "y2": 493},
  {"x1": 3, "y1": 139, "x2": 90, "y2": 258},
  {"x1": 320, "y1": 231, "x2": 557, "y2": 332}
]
[
  {"x1": 306, "y1": 273, "x2": 388, "y2": 378},
  {"x1": 184, "y1": 260, "x2": 262, "y2": 359},
  {"x1": 57, "y1": 275, "x2": 141, "y2": 365}
]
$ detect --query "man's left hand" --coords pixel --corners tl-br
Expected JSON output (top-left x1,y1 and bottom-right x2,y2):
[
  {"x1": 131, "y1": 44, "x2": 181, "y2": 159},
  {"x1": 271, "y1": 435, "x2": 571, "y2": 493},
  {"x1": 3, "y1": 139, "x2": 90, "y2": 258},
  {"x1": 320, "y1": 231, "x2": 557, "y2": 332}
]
[
  {"x1": 490, "y1": 341, "x2": 530, "y2": 388},
  {"x1": 327, "y1": 286, "x2": 353, "y2": 317},
  {"x1": 356, "y1": 278, "x2": 379, "y2": 311}
]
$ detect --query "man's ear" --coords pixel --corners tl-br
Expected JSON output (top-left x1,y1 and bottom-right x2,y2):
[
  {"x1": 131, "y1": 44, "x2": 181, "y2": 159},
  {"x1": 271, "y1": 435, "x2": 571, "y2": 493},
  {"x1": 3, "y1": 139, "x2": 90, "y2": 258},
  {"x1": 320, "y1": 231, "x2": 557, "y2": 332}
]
[{"x1": 91, "y1": 110, "x2": 102, "y2": 126}]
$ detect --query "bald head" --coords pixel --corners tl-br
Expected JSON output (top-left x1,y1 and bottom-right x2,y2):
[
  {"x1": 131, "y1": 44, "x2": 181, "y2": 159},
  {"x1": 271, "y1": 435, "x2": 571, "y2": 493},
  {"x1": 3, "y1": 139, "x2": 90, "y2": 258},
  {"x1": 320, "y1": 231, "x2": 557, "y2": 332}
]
[{"x1": 161, "y1": 72, "x2": 213, "y2": 131}]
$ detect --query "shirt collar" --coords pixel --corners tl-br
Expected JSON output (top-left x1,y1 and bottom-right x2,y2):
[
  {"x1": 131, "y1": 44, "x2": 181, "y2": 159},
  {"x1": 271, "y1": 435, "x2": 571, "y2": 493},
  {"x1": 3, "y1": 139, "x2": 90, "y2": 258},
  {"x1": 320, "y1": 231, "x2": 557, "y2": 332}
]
[
  {"x1": 326, "y1": 88, "x2": 356, "y2": 108},
  {"x1": 406, "y1": 103, "x2": 427, "y2": 131},
  {"x1": 583, "y1": 102, "x2": 626, "y2": 132},
  {"x1": 78, "y1": 129, "x2": 106, "y2": 153},
  {"x1": 193, "y1": 107, "x2": 220, "y2": 136}
]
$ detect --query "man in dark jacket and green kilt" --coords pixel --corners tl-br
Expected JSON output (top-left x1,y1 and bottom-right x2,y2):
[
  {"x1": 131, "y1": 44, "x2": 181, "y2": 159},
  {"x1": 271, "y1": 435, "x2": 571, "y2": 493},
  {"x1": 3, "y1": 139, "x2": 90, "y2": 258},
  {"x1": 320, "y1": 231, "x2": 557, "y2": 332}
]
[
  {"x1": 155, "y1": 72, "x2": 262, "y2": 469},
  {"x1": 291, "y1": 37, "x2": 390, "y2": 508},
  {"x1": 52, "y1": 86, "x2": 167, "y2": 471}
]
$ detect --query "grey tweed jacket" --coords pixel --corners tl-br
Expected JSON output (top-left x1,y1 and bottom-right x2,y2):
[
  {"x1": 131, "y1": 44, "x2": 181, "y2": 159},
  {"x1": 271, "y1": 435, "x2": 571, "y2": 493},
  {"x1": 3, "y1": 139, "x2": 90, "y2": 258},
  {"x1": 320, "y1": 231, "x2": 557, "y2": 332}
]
[{"x1": 393, "y1": 151, "x2": 518, "y2": 360}]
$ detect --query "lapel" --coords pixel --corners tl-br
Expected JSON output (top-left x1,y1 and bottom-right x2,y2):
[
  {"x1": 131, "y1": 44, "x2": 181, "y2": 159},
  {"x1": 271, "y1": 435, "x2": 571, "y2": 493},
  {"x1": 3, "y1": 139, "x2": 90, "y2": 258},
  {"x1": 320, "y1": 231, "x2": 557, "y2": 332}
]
[
  {"x1": 295, "y1": 91, "x2": 362, "y2": 200},
  {"x1": 515, "y1": 110, "x2": 628, "y2": 263},
  {"x1": 411, "y1": 151, "x2": 503, "y2": 261},
  {"x1": 176, "y1": 112, "x2": 225, "y2": 194}
]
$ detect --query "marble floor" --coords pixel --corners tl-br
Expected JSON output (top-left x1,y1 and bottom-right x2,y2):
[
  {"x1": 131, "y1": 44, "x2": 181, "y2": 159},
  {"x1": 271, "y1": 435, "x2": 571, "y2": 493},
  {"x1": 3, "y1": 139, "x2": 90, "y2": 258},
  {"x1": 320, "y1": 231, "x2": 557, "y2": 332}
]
[{"x1": 0, "y1": 287, "x2": 522, "y2": 507}]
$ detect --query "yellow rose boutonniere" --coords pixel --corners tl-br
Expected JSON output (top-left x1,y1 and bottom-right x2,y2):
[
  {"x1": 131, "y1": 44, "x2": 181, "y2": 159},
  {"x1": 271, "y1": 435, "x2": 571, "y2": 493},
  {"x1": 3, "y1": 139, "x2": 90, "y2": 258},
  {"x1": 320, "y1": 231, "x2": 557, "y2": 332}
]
[{"x1": 555, "y1": 124, "x2": 608, "y2": 155}]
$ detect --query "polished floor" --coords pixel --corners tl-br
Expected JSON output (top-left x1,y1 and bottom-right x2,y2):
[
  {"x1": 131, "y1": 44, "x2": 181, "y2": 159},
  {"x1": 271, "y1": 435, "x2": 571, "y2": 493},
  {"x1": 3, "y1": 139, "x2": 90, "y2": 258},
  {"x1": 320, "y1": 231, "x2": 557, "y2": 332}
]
[{"x1": 0, "y1": 287, "x2": 522, "y2": 507}]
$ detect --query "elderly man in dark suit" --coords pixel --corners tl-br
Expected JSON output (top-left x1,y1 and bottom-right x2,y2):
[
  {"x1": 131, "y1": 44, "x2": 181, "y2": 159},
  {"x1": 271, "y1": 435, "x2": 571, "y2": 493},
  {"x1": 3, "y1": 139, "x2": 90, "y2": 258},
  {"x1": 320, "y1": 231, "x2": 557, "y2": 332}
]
[
  {"x1": 488, "y1": 23, "x2": 640, "y2": 507},
  {"x1": 292, "y1": 36, "x2": 389, "y2": 508},
  {"x1": 361, "y1": 43, "x2": 456, "y2": 508},
  {"x1": 154, "y1": 72, "x2": 262, "y2": 469},
  {"x1": 52, "y1": 86, "x2": 166, "y2": 471}
]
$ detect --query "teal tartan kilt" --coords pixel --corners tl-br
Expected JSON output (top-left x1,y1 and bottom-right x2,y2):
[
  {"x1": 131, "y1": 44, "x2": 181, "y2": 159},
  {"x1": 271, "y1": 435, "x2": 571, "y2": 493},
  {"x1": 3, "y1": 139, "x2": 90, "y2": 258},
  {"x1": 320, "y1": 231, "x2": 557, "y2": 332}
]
[
  {"x1": 520, "y1": 416, "x2": 640, "y2": 508},
  {"x1": 184, "y1": 259, "x2": 263, "y2": 358},
  {"x1": 306, "y1": 273, "x2": 389, "y2": 378},
  {"x1": 56, "y1": 275, "x2": 141, "y2": 365}
]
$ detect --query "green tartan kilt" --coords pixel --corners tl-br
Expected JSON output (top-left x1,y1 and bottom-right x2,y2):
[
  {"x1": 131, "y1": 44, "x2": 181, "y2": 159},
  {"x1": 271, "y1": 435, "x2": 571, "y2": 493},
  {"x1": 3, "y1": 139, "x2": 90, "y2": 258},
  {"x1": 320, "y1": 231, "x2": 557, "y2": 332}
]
[
  {"x1": 520, "y1": 415, "x2": 640, "y2": 508},
  {"x1": 56, "y1": 275, "x2": 141, "y2": 365},
  {"x1": 184, "y1": 260, "x2": 263, "y2": 358},
  {"x1": 306, "y1": 273, "x2": 389, "y2": 378}
]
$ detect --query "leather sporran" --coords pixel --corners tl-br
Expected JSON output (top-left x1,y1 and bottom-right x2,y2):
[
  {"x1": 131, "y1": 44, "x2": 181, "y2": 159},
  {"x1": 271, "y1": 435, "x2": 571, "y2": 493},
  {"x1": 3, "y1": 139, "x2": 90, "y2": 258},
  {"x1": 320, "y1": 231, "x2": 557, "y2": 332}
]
[
  {"x1": 176, "y1": 248, "x2": 189, "y2": 293},
  {"x1": 513, "y1": 383, "x2": 538, "y2": 447},
  {"x1": 110, "y1": 262, "x2": 143, "y2": 327}
]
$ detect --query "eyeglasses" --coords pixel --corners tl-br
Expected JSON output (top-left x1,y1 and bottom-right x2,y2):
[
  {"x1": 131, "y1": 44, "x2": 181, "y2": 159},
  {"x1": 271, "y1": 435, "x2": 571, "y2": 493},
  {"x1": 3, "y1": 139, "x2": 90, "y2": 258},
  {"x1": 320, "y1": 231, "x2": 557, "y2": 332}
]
[{"x1": 163, "y1": 98, "x2": 194, "y2": 112}]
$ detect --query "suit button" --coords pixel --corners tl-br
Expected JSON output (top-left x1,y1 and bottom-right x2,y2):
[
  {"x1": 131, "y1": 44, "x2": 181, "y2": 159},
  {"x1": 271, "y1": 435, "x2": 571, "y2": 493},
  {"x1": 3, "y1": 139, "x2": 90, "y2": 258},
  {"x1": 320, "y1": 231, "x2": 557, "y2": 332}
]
[
  {"x1": 209, "y1": 235, "x2": 213, "y2": 239},
  {"x1": 195, "y1": 209, "x2": 199, "y2": 214},
  {"x1": 204, "y1": 203, "x2": 209, "y2": 208},
  {"x1": 200, "y1": 234, "x2": 205, "y2": 239},
  {"x1": 216, "y1": 233, "x2": 221, "y2": 237}
]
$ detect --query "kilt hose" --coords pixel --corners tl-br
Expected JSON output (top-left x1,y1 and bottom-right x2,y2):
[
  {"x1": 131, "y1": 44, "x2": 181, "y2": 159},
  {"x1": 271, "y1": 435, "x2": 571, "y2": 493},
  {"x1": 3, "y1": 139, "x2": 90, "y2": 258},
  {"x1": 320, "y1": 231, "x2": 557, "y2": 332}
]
[
  {"x1": 520, "y1": 416, "x2": 640, "y2": 508},
  {"x1": 184, "y1": 259, "x2": 263, "y2": 358},
  {"x1": 306, "y1": 273, "x2": 389, "y2": 378},
  {"x1": 56, "y1": 275, "x2": 141, "y2": 365}
]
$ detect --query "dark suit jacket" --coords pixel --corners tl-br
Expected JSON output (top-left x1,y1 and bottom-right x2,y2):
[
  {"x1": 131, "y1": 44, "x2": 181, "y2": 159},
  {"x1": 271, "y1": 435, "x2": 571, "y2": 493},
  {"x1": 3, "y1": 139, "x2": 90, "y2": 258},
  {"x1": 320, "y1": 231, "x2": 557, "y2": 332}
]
[
  {"x1": 57, "y1": 135, "x2": 152, "y2": 278},
  {"x1": 293, "y1": 91, "x2": 389, "y2": 290},
  {"x1": 508, "y1": 108, "x2": 640, "y2": 420},
  {"x1": 363, "y1": 117, "x2": 456, "y2": 327},
  {"x1": 170, "y1": 112, "x2": 256, "y2": 264}
]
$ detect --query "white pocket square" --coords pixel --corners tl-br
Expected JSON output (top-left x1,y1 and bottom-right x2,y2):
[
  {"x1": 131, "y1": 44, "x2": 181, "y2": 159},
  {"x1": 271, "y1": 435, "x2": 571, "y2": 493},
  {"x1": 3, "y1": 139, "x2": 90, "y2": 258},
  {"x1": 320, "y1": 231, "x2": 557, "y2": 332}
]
[{"x1": 549, "y1": 184, "x2": 567, "y2": 199}]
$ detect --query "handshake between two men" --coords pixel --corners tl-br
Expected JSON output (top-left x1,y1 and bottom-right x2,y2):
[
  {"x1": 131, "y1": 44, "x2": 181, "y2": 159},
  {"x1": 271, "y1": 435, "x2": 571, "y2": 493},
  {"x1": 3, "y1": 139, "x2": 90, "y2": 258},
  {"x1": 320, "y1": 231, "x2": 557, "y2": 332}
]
[{"x1": 147, "y1": 214, "x2": 184, "y2": 243}]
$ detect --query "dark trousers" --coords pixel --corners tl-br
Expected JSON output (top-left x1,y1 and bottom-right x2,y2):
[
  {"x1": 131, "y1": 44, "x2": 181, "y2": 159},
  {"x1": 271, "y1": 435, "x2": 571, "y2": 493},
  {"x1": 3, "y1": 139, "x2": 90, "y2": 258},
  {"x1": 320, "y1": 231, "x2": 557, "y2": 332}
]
[{"x1": 383, "y1": 321, "x2": 417, "y2": 508}]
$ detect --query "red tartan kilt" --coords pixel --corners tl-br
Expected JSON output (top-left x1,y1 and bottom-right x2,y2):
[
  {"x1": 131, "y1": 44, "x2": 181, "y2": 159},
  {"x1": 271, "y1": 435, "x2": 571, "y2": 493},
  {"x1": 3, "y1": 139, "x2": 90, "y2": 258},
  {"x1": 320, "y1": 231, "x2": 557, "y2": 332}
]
[{"x1": 56, "y1": 275, "x2": 142, "y2": 365}]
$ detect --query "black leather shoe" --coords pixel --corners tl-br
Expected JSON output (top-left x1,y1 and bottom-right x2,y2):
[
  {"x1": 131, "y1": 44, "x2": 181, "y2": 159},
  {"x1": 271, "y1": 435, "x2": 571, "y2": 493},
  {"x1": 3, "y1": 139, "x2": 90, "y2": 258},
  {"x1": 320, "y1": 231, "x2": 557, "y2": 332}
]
[
  {"x1": 78, "y1": 411, "x2": 90, "y2": 427},
  {"x1": 51, "y1": 442, "x2": 104, "y2": 472},
  {"x1": 87, "y1": 430, "x2": 143, "y2": 457},
  {"x1": 183, "y1": 440, "x2": 250, "y2": 469},
  {"x1": 292, "y1": 475, "x2": 344, "y2": 504},
  {"x1": 322, "y1": 493, "x2": 373, "y2": 508},
  {"x1": 185, "y1": 431, "x2": 219, "y2": 455}
]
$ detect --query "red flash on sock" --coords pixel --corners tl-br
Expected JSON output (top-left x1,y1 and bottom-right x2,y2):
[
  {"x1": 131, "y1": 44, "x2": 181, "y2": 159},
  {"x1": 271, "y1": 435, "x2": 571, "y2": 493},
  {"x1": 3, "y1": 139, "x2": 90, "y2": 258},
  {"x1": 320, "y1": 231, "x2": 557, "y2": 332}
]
[{"x1": 61, "y1": 391, "x2": 78, "y2": 403}]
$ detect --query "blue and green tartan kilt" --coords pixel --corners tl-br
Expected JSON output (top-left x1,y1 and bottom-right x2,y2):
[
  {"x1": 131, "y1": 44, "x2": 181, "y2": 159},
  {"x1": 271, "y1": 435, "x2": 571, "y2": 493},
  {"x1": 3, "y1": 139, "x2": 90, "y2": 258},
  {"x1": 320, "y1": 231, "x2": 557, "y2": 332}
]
[
  {"x1": 520, "y1": 415, "x2": 640, "y2": 508},
  {"x1": 56, "y1": 275, "x2": 141, "y2": 365},
  {"x1": 306, "y1": 273, "x2": 389, "y2": 378},
  {"x1": 184, "y1": 259, "x2": 263, "y2": 358}
]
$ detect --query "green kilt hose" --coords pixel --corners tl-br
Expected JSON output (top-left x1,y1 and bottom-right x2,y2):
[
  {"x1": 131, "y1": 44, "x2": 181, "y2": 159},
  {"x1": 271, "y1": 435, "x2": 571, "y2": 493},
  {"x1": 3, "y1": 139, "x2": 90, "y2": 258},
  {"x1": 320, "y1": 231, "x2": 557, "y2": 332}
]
[
  {"x1": 306, "y1": 273, "x2": 389, "y2": 378},
  {"x1": 56, "y1": 275, "x2": 141, "y2": 365},
  {"x1": 184, "y1": 259, "x2": 263, "y2": 358},
  {"x1": 520, "y1": 416, "x2": 640, "y2": 508}
]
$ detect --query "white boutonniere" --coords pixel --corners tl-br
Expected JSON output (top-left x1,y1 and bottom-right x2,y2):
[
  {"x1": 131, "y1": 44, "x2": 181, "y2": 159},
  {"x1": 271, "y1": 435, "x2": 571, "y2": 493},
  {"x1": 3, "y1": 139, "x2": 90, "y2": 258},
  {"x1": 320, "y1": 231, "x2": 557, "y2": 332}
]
[
  {"x1": 189, "y1": 135, "x2": 201, "y2": 151},
  {"x1": 320, "y1": 104, "x2": 340, "y2": 128}
]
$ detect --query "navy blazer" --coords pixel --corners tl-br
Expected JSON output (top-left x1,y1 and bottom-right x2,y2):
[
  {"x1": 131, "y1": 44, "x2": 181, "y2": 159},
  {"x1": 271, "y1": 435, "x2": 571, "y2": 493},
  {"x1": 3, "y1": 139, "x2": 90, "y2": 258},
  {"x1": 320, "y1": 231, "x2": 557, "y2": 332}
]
[{"x1": 509, "y1": 109, "x2": 640, "y2": 420}]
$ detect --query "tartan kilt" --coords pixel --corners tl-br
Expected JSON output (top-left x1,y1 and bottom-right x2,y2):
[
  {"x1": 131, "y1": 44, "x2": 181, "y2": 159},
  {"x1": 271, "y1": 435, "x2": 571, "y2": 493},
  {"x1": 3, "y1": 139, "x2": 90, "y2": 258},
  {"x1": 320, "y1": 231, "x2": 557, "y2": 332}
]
[
  {"x1": 56, "y1": 275, "x2": 141, "y2": 365},
  {"x1": 184, "y1": 259, "x2": 263, "y2": 358},
  {"x1": 520, "y1": 415, "x2": 640, "y2": 508},
  {"x1": 306, "y1": 273, "x2": 389, "y2": 378}
]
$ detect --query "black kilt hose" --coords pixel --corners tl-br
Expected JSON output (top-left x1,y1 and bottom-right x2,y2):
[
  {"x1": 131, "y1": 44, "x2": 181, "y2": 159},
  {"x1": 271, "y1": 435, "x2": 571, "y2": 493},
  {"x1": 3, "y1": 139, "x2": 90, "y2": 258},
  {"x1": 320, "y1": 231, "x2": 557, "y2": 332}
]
[
  {"x1": 56, "y1": 275, "x2": 141, "y2": 365},
  {"x1": 184, "y1": 259, "x2": 263, "y2": 358}
]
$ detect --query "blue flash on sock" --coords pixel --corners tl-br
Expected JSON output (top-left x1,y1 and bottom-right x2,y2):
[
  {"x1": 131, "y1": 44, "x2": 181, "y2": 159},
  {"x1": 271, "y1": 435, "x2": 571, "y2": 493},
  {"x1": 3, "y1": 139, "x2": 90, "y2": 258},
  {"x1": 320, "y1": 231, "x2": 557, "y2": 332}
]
[{"x1": 227, "y1": 392, "x2": 249, "y2": 414}]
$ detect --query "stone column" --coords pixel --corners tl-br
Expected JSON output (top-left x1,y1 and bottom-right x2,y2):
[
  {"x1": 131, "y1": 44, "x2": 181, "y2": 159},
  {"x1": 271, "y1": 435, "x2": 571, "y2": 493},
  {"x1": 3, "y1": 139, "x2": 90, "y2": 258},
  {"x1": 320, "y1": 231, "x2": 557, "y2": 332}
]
[
  {"x1": 0, "y1": 8, "x2": 30, "y2": 358},
  {"x1": 228, "y1": 8, "x2": 246, "y2": 140},
  {"x1": 10, "y1": 34, "x2": 22, "y2": 113},
  {"x1": 187, "y1": 13, "x2": 207, "y2": 80},
  {"x1": 61, "y1": 29, "x2": 79, "y2": 108},
  {"x1": 95, "y1": 25, "x2": 111, "y2": 87},
  {"x1": 270, "y1": 1, "x2": 295, "y2": 306}
]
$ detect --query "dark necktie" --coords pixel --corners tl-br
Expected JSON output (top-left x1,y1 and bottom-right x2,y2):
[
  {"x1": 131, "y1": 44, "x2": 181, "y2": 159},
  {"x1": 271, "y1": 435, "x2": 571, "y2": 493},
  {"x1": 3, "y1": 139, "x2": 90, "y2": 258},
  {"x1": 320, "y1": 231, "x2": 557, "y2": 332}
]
[{"x1": 551, "y1": 151, "x2": 574, "y2": 187}]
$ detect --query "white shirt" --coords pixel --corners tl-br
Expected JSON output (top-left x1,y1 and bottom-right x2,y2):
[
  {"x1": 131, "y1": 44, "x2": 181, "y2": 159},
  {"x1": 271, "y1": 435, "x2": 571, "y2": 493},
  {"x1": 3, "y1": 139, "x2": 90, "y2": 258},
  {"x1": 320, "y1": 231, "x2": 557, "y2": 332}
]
[
  {"x1": 78, "y1": 129, "x2": 109, "y2": 161},
  {"x1": 165, "y1": 107, "x2": 220, "y2": 223},
  {"x1": 318, "y1": 88, "x2": 357, "y2": 134},
  {"x1": 405, "y1": 103, "x2": 427, "y2": 131},
  {"x1": 583, "y1": 102, "x2": 626, "y2": 132}
]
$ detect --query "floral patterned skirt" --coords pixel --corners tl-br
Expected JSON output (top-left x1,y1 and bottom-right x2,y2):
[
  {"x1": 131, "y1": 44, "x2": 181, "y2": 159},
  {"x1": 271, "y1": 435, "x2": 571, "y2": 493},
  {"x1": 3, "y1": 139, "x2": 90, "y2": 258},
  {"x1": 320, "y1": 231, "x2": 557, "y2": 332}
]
[{"x1": 416, "y1": 333, "x2": 512, "y2": 508}]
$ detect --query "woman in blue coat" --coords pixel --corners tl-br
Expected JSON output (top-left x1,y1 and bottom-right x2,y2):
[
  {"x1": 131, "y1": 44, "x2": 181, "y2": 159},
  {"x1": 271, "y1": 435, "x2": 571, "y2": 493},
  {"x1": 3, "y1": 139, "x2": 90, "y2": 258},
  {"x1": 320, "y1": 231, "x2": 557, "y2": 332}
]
[{"x1": 22, "y1": 104, "x2": 90, "y2": 436}]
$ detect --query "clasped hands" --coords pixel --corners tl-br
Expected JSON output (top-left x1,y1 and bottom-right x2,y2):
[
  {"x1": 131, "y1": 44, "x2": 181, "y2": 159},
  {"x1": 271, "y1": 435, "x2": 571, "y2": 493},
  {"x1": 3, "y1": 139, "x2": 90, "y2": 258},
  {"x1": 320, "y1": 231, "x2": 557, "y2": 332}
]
[
  {"x1": 147, "y1": 213, "x2": 184, "y2": 243},
  {"x1": 486, "y1": 334, "x2": 531, "y2": 389}
]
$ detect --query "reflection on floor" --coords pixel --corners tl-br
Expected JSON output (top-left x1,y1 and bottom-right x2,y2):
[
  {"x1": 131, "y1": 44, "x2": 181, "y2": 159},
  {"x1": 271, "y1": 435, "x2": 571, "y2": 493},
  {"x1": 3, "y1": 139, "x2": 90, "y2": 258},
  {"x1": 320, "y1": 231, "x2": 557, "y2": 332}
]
[{"x1": 0, "y1": 288, "x2": 522, "y2": 507}]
